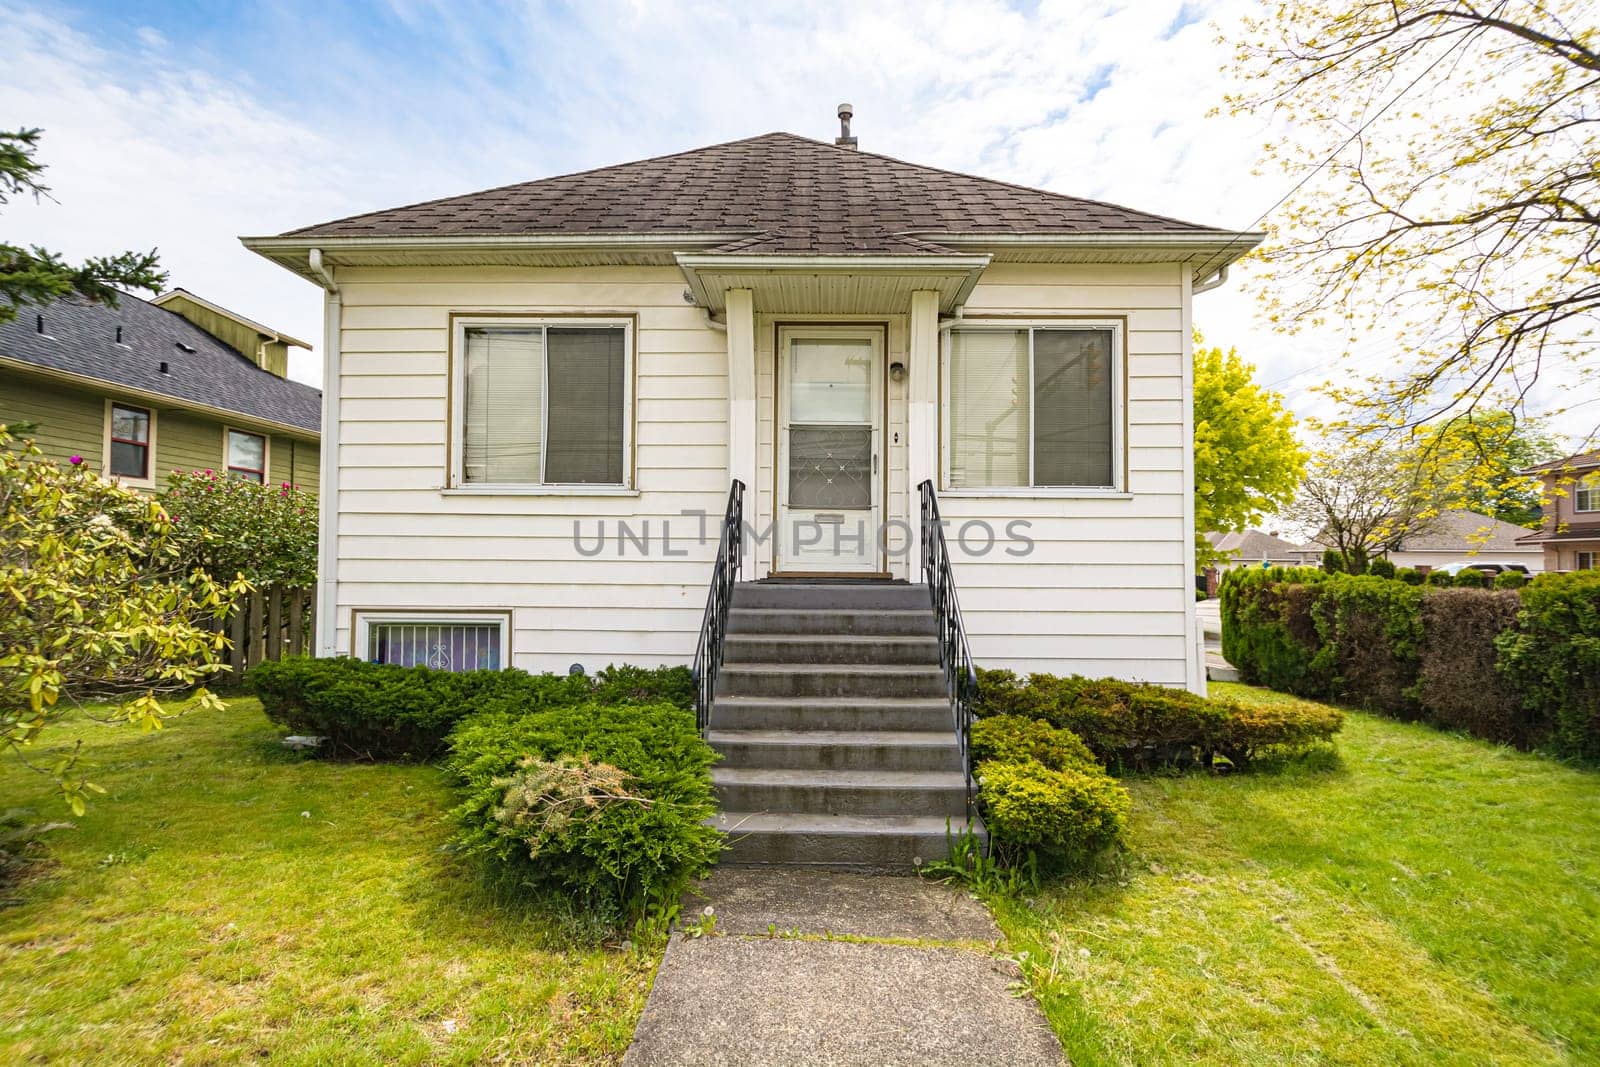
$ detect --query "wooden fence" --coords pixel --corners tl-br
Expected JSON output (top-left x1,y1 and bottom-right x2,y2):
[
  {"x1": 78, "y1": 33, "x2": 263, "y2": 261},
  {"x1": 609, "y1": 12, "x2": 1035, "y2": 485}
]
[{"x1": 225, "y1": 585, "x2": 315, "y2": 679}]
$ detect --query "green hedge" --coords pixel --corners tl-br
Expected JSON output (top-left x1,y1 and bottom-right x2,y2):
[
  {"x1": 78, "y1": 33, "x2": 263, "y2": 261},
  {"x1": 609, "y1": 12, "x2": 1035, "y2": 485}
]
[
  {"x1": 1223, "y1": 568, "x2": 1600, "y2": 759},
  {"x1": 973, "y1": 669, "x2": 1341, "y2": 771},
  {"x1": 444, "y1": 701, "x2": 720, "y2": 920},
  {"x1": 245, "y1": 657, "x2": 691, "y2": 760},
  {"x1": 975, "y1": 760, "x2": 1129, "y2": 871}
]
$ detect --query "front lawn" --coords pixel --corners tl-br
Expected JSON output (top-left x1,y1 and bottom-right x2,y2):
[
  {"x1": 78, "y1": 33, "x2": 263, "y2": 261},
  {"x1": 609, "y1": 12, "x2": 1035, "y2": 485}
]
[
  {"x1": 992, "y1": 683, "x2": 1600, "y2": 1066},
  {"x1": 0, "y1": 700, "x2": 653, "y2": 1065}
]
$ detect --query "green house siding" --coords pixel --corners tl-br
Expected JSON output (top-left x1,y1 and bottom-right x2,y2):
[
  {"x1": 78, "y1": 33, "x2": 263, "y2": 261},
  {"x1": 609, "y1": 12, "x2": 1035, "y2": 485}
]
[
  {"x1": 0, "y1": 367, "x2": 318, "y2": 493},
  {"x1": 0, "y1": 370, "x2": 107, "y2": 471}
]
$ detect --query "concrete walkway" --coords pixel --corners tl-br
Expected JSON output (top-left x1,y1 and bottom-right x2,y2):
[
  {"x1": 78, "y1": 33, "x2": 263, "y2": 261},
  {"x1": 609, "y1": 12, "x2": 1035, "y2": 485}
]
[{"x1": 623, "y1": 868, "x2": 1066, "y2": 1067}]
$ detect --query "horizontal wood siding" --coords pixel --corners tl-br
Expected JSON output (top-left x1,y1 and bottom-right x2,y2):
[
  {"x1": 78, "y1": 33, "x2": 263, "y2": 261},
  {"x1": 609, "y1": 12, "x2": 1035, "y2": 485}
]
[
  {"x1": 331, "y1": 266, "x2": 727, "y2": 671},
  {"x1": 943, "y1": 262, "x2": 1192, "y2": 685},
  {"x1": 0, "y1": 371, "x2": 105, "y2": 470}
]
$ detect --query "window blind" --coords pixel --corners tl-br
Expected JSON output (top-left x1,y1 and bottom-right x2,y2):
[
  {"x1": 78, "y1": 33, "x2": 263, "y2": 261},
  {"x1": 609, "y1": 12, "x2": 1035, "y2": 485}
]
[
  {"x1": 463, "y1": 327, "x2": 544, "y2": 483},
  {"x1": 948, "y1": 330, "x2": 1028, "y2": 488},
  {"x1": 545, "y1": 327, "x2": 625, "y2": 484},
  {"x1": 1033, "y1": 328, "x2": 1113, "y2": 487}
]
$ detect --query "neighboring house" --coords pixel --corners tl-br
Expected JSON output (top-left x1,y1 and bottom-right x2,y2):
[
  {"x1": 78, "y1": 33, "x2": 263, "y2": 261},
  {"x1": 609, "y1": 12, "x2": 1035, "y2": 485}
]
[
  {"x1": 245, "y1": 126, "x2": 1261, "y2": 691},
  {"x1": 0, "y1": 290, "x2": 321, "y2": 492},
  {"x1": 1516, "y1": 451, "x2": 1600, "y2": 571},
  {"x1": 1205, "y1": 529, "x2": 1319, "y2": 570},
  {"x1": 1379, "y1": 509, "x2": 1545, "y2": 573}
]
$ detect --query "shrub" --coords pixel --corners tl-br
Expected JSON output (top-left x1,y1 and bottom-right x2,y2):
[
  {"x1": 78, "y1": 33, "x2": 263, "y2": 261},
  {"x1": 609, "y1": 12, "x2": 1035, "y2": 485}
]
[
  {"x1": 161, "y1": 469, "x2": 316, "y2": 587},
  {"x1": 1426, "y1": 570, "x2": 1455, "y2": 587},
  {"x1": 1321, "y1": 548, "x2": 1345, "y2": 574},
  {"x1": 973, "y1": 669, "x2": 1341, "y2": 770},
  {"x1": 1312, "y1": 575, "x2": 1423, "y2": 716},
  {"x1": 1454, "y1": 567, "x2": 1491, "y2": 589},
  {"x1": 1494, "y1": 570, "x2": 1528, "y2": 590},
  {"x1": 1220, "y1": 567, "x2": 1330, "y2": 695},
  {"x1": 1368, "y1": 556, "x2": 1397, "y2": 579},
  {"x1": 1498, "y1": 571, "x2": 1600, "y2": 761},
  {"x1": 969, "y1": 714, "x2": 1099, "y2": 772},
  {"x1": 975, "y1": 760, "x2": 1128, "y2": 871},
  {"x1": 1417, "y1": 588, "x2": 1529, "y2": 745},
  {"x1": 445, "y1": 701, "x2": 720, "y2": 920},
  {"x1": 245, "y1": 657, "x2": 693, "y2": 760},
  {"x1": 1396, "y1": 567, "x2": 1425, "y2": 585}
]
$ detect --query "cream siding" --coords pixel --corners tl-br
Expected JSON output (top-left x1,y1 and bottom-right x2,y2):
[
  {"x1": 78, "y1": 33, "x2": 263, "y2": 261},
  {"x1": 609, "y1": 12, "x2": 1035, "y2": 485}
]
[{"x1": 327, "y1": 260, "x2": 1199, "y2": 688}]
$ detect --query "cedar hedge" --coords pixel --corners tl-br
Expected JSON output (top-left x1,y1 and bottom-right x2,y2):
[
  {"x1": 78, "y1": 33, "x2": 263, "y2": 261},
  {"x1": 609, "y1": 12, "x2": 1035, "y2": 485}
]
[{"x1": 1222, "y1": 568, "x2": 1600, "y2": 759}]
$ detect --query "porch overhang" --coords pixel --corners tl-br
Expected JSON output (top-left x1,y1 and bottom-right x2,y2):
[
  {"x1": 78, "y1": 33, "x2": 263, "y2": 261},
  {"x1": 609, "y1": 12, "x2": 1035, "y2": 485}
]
[{"x1": 674, "y1": 253, "x2": 992, "y2": 316}]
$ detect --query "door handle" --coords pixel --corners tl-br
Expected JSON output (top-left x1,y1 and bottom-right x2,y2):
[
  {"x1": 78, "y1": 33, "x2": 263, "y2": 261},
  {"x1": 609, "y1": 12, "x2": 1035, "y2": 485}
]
[{"x1": 873, "y1": 453, "x2": 879, "y2": 475}]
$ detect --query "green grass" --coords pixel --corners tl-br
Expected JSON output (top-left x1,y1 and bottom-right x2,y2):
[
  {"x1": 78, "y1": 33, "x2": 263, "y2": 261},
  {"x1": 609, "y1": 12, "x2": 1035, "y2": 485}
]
[
  {"x1": 992, "y1": 683, "x2": 1600, "y2": 1066},
  {"x1": 0, "y1": 700, "x2": 655, "y2": 1065}
]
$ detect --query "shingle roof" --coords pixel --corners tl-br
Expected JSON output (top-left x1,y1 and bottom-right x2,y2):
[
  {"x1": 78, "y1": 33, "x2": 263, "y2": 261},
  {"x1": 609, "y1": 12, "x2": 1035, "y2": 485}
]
[
  {"x1": 1522, "y1": 450, "x2": 1600, "y2": 474},
  {"x1": 284, "y1": 132, "x2": 1228, "y2": 251},
  {"x1": 0, "y1": 292, "x2": 321, "y2": 434},
  {"x1": 1516, "y1": 521, "x2": 1600, "y2": 544},
  {"x1": 1206, "y1": 529, "x2": 1317, "y2": 561},
  {"x1": 1393, "y1": 510, "x2": 1540, "y2": 553}
]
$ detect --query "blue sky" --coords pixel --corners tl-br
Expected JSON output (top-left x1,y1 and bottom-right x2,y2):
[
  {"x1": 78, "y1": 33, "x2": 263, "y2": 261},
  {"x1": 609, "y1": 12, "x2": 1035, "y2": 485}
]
[{"x1": 5, "y1": 0, "x2": 1581, "y2": 444}]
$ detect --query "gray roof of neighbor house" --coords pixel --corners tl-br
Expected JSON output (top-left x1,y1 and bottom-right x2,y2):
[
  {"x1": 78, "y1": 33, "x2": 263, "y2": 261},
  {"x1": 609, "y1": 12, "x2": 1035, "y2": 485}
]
[
  {"x1": 1521, "y1": 449, "x2": 1600, "y2": 475},
  {"x1": 0, "y1": 292, "x2": 321, "y2": 434},
  {"x1": 1391, "y1": 510, "x2": 1541, "y2": 553},
  {"x1": 1206, "y1": 529, "x2": 1317, "y2": 561},
  {"x1": 280, "y1": 132, "x2": 1233, "y2": 251}
]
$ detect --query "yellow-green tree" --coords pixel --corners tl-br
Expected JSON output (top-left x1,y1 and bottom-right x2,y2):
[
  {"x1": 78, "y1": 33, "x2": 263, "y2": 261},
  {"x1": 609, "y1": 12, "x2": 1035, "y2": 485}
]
[
  {"x1": 1, "y1": 427, "x2": 245, "y2": 813},
  {"x1": 1194, "y1": 339, "x2": 1307, "y2": 567},
  {"x1": 1225, "y1": 2, "x2": 1598, "y2": 437}
]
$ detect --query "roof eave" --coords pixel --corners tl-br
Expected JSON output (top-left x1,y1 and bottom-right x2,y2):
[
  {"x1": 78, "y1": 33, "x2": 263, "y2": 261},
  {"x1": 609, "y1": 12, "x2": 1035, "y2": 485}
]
[
  {"x1": 675, "y1": 252, "x2": 993, "y2": 315},
  {"x1": 926, "y1": 231, "x2": 1266, "y2": 279},
  {"x1": 151, "y1": 288, "x2": 313, "y2": 350}
]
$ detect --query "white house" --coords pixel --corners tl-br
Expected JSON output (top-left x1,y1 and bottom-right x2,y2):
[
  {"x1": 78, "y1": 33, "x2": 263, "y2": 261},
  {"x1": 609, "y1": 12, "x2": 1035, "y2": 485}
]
[{"x1": 245, "y1": 122, "x2": 1260, "y2": 694}]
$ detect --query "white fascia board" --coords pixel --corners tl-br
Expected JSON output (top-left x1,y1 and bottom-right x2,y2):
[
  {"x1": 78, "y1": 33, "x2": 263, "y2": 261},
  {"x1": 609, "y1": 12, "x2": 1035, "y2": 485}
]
[{"x1": 675, "y1": 252, "x2": 993, "y2": 312}]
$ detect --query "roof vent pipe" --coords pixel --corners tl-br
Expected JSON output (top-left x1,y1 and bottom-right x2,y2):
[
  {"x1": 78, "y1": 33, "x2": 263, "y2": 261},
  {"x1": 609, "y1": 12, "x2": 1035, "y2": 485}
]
[{"x1": 835, "y1": 103, "x2": 857, "y2": 149}]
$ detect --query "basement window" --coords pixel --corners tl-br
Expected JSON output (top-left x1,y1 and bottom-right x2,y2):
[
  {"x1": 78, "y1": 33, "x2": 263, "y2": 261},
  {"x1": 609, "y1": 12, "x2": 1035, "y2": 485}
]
[{"x1": 356, "y1": 612, "x2": 510, "y2": 672}]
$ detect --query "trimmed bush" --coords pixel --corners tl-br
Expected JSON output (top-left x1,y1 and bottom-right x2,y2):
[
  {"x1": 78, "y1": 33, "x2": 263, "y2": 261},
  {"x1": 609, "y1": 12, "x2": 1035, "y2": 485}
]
[
  {"x1": 1321, "y1": 548, "x2": 1345, "y2": 574},
  {"x1": 1498, "y1": 571, "x2": 1600, "y2": 761},
  {"x1": 1426, "y1": 570, "x2": 1455, "y2": 587},
  {"x1": 1311, "y1": 576, "x2": 1423, "y2": 716},
  {"x1": 973, "y1": 669, "x2": 1342, "y2": 770},
  {"x1": 1220, "y1": 567, "x2": 1330, "y2": 695},
  {"x1": 1396, "y1": 567, "x2": 1425, "y2": 585},
  {"x1": 246, "y1": 657, "x2": 692, "y2": 759},
  {"x1": 1417, "y1": 588, "x2": 1528, "y2": 745},
  {"x1": 970, "y1": 714, "x2": 1099, "y2": 772},
  {"x1": 1494, "y1": 570, "x2": 1528, "y2": 590},
  {"x1": 1368, "y1": 556, "x2": 1397, "y2": 579},
  {"x1": 445, "y1": 700, "x2": 720, "y2": 921},
  {"x1": 975, "y1": 760, "x2": 1129, "y2": 870},
  {"x1": 1454, "y1": 567, "x2": 1491, "y2": 589}
]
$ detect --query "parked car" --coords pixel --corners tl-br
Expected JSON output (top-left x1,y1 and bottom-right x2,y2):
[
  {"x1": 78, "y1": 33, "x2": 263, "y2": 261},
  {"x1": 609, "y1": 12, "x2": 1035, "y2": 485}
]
[{"x1": 1437, "y1": 560, "x2": 1531, "y2": 576}]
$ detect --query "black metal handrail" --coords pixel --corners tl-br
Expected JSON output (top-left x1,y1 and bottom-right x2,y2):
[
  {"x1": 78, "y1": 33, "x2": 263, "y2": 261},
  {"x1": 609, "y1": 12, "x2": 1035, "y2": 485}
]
[
  {"x1": 691, "y1": 480, "x2": 745, "y2": 735},
  {"x1": 918, "y1": 479, "x2": 979, "y2": 811}
]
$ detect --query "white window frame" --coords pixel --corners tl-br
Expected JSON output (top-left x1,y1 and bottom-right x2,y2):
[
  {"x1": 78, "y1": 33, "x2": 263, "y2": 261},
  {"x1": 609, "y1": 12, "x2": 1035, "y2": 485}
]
[
  {"x1": 1576, "y1": 551, "x2": 1597, "y2": 571},
  {"x1": 223, "y1": 426, "x2": 270, "y2": 484},
  {"x1": 939, "y1": 319, "x2": 1126, "y2": 497},
  {"x1": 448, "y1": 316, "x2": 635, "y2": 495},
  {"x1": 103, "y1": 399, "x2": 157, "y2": 489},
  {"x1": 1575, "y1": 474, "x2": 1599, "y2": 513},
  {"x1": 353, "y1": 610, "x2": 512, "y2": 671}
]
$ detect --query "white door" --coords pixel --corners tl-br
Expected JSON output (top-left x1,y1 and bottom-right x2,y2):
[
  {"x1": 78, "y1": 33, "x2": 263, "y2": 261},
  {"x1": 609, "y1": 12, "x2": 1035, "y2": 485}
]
[{"x1": 776, "y1": 327, "x2": 883, "y2": 573}]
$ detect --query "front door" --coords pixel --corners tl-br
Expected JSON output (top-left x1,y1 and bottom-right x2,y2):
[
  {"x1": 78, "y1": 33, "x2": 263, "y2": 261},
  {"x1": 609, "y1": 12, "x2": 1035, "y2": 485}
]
[{"x1": 776, "y1": 327, "x2": 883, "y2": 573}]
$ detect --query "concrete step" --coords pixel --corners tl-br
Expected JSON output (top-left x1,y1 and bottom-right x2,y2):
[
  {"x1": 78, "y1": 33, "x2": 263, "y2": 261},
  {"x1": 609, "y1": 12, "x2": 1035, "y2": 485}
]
[
  {"x1": 708, "y1": 729, "x2": 964, "y2": 772},
  {"x1": 712, "y1": 811, "x2": 985, "y2": 869},
  {"x1": 710, "y1": 696, "x2": 953, "y2": 732},
  {"x1": 732, "y1": 582, "x2": 931, "y2": 611},
  {"x1": 712, "y1": 767, "x2": 968, "y2": 817},
  {"x1": 715, "y1": 663, "x2": 948, "y2": 700},
  {"x1": 727, "y1": 607, "x2": 937, "y2": 637},
  {"x1": 722, "y1": 634, "x2": 941, "y2": 666}
]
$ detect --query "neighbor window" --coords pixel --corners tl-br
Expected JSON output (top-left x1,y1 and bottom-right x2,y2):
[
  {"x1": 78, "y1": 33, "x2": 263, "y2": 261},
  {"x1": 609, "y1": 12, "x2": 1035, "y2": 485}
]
[
  {"x1": 1577, "y1": 552, "x2": 1597, "y2": 571},
  {"x1": 226, "y1": 429, "x2": 267, "y2": 483},
  {"x1": 108, "y1": 403, "x2": 151, "y2": 480},
  {"x1": 457, "y1": 321, "x2": 630, "y2": 486},
  {"x1": 1576, "y1": 474, "x2": 1599, "y2": 512},
  {"x1": 358, "y1": 612, "x2": 509, "y2": 672},
  {"x1": 944, "y1": 325, "x2": 1118, "y2": 489}
]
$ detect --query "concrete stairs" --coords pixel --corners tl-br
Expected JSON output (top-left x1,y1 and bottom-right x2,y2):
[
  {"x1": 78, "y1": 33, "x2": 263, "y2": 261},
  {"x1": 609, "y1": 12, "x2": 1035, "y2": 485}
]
[{"x1": 708, "y1": 581, "x2": 984, "y2": 869}]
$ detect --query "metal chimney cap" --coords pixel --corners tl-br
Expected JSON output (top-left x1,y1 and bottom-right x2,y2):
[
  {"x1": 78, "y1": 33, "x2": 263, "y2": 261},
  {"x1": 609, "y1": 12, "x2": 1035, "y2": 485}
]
[{"x1": 835, "y1": 103, "x2": 858, "y2": 149}]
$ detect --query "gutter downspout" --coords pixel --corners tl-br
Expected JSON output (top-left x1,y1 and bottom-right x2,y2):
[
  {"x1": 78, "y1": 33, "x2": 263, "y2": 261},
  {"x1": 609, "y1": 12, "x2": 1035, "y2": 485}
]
[
  {"x1": 1192, "y1": 263, "x2": 1229, "y2": 295},
  {"x1": 308, "y1": 250, "x2": 342, "y2": 657}
]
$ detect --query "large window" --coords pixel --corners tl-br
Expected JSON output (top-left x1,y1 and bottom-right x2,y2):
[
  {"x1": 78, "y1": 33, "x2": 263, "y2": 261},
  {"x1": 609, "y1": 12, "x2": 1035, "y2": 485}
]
[
  {"x1": 455, "y1": 320, "x2": 630, "y2": 487},
  {"x1": 944, "y1": 324, "x2": 1119, "y2": 490},
  {"x1": 108, "y1": 403, "x2": 151, "y2": 481},
  {"x1": 1577, "y1": 474, "x2": 1599, "y2": 513},
  {"x1": 226, "y1": 429, "x2": 267, "y2": 483}
]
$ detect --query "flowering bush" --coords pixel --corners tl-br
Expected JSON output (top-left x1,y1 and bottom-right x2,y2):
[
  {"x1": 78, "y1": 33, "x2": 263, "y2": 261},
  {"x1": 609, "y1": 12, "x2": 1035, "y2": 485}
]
[
  {"x1": 1, "y1": 426, "x2": 245, "y2": 811},
  {"x1": 160, "y1": 469, "x2": 316, "y2": 587}
]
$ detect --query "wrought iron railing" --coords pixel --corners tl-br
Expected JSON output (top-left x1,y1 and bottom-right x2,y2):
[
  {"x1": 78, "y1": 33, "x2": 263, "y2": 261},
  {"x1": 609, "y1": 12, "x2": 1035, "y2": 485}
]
[
  {"x1": 691, "y1": 480, "x2": 745, "y2": 735},
  {"x1": 918, "y1": 479, "x2": 978, "y2": 810}
]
